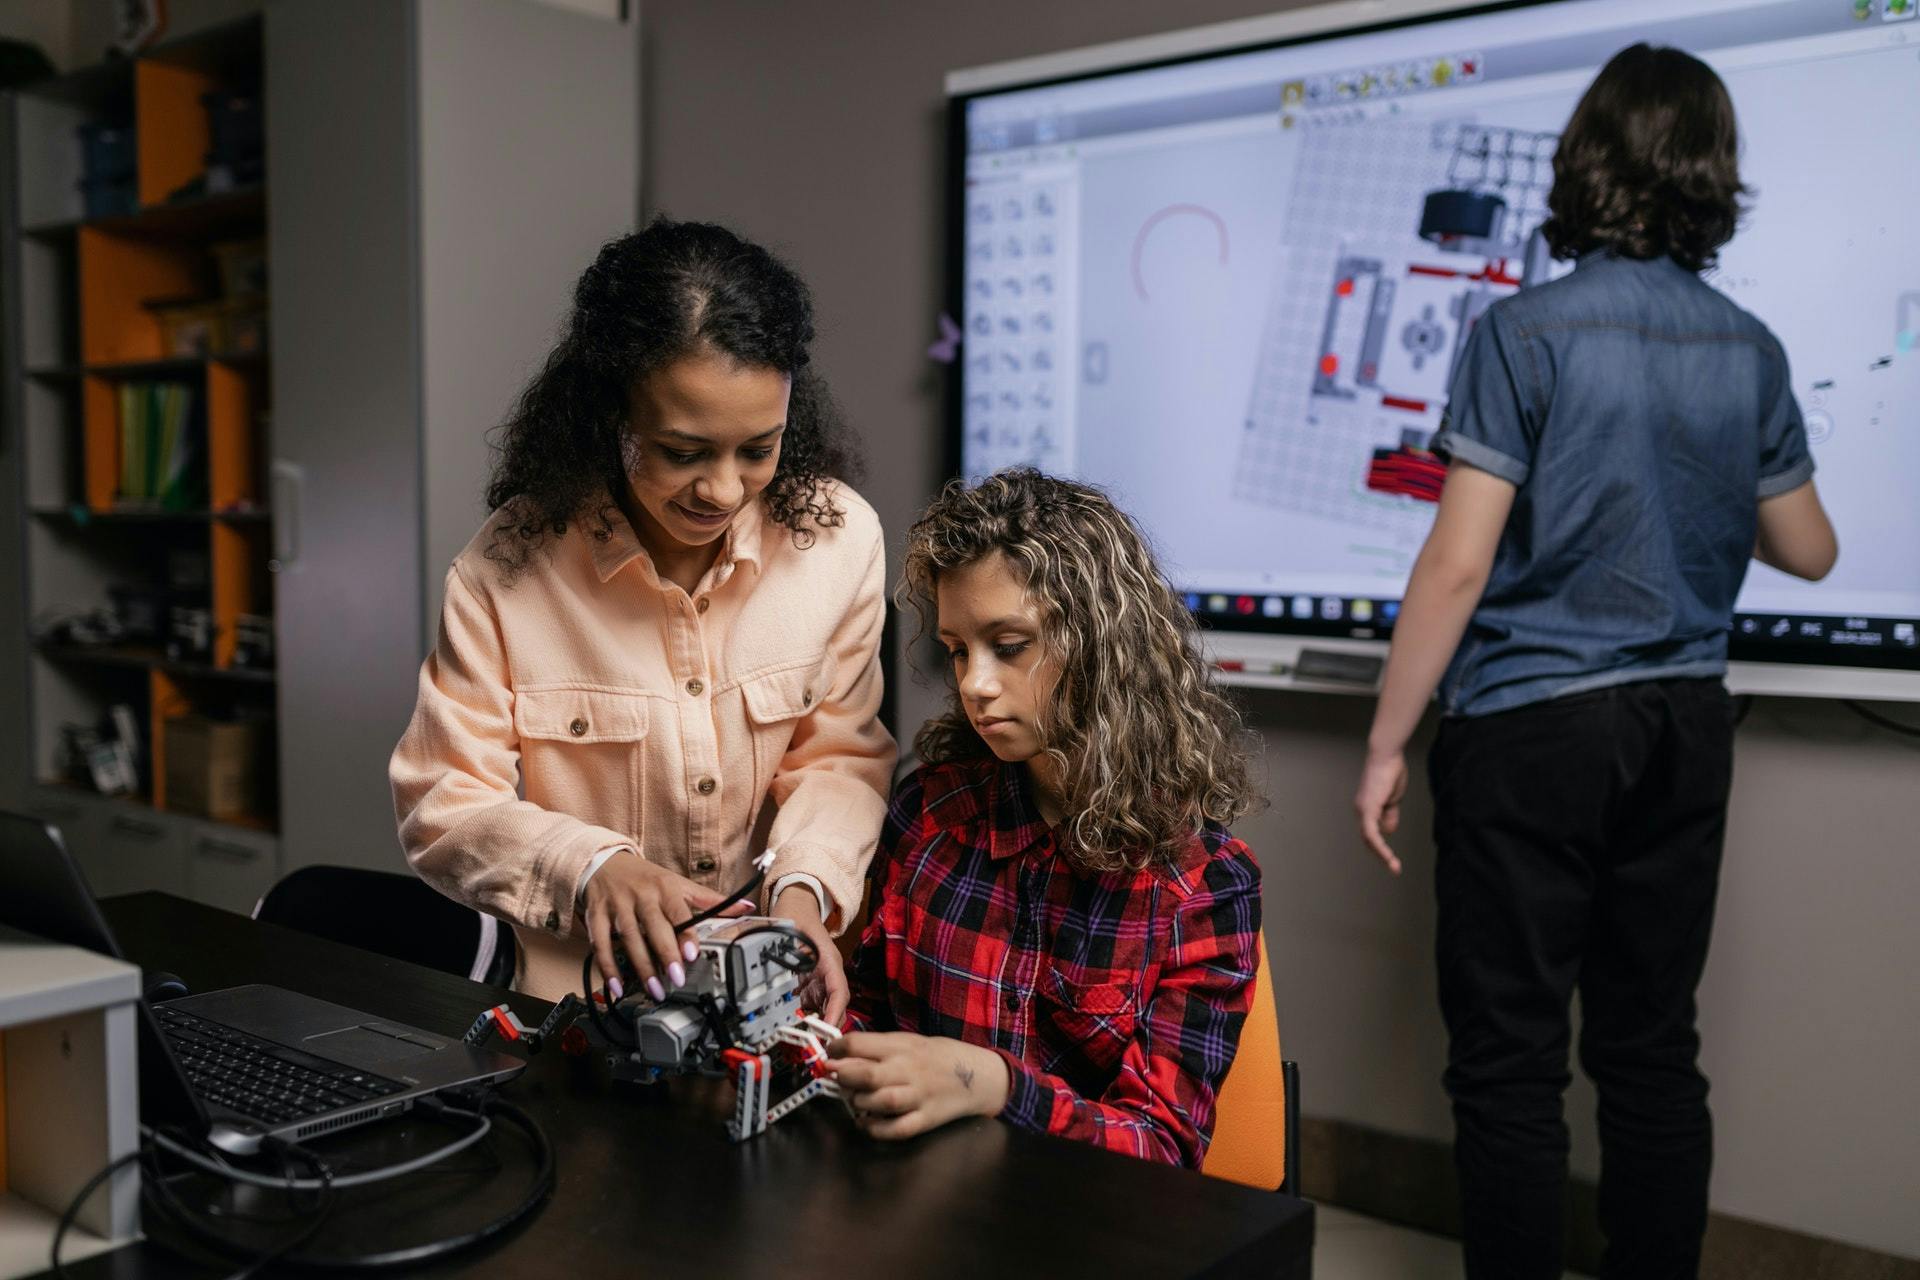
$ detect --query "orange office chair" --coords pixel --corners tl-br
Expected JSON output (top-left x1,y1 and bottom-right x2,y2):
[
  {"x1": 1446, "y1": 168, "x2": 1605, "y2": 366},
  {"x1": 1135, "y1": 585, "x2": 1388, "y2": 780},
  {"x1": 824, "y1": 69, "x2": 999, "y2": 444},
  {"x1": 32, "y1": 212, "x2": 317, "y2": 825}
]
[{"x1": 1202, "y1": 938, "x2": 1300, "y2": 1195}]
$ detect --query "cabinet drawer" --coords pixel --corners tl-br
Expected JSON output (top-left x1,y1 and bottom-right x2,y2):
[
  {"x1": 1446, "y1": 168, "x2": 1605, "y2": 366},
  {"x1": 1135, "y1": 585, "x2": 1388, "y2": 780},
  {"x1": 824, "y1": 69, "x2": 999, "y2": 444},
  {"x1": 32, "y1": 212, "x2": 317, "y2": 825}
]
[
  {"x1": 93, "y1": 808, "x2": 191, "y2": 899},
  {"x1": 184, "y1": 823, "x2": 280, "y2": 915}
]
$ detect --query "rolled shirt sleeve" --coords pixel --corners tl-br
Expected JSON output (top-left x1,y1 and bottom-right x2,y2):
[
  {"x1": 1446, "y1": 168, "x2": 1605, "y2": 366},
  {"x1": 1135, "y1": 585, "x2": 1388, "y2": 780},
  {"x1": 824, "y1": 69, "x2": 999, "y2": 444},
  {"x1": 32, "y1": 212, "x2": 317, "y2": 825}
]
[
  {"x1": 1756, "y1": 329, "x2": 1815, "y2": 499},
  {"x1": 1430, "y1": 305, "x2": 1540, "y2": 487}
]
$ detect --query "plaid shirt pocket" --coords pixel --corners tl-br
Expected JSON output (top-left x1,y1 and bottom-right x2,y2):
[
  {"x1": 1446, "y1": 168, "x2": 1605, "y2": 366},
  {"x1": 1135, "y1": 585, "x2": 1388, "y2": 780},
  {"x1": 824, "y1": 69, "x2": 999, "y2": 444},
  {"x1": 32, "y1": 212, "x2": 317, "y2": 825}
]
[{"x1": 1036, "y1": 967, "x2": 1139, "y2": 1076}]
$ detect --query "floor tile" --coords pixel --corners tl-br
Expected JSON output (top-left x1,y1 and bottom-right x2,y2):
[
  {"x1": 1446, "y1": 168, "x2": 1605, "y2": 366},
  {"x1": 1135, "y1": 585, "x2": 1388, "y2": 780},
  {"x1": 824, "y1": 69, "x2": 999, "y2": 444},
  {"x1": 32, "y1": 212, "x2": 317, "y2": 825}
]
[{"x1": 1311, "y1": 1205, "x2": 1595, "y2": 1280}]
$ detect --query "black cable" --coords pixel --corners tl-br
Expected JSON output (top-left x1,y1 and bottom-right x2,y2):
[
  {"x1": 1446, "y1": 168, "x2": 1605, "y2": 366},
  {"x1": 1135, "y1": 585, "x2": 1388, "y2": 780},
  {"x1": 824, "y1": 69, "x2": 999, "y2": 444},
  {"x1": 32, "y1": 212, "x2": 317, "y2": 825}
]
[
  {"x1": 673, "y1": 859, "x2": 769, "y2": 931},
  {"x1": 272, "y1": 1094, "x2": 554, "y2": 1270},
  {"x1": 582, "y1": 948, "x2": 640, "y2": 1050},
  {"x1": 50, "y1": 1149, "x2": 142, "y2": 1279},
  {"x1": 1846, "y1": 699, "x2": 1920, "y2": 739},
  {"x1": 130, "y1": 1127, "x2": 337, "y2": 1280},
  {"x1": 128, "y1": 1093, "x2": 550, "y2": 1273},
  {"x1": 147, "y1": 1102, "x2": 493, "y2": 1189}
]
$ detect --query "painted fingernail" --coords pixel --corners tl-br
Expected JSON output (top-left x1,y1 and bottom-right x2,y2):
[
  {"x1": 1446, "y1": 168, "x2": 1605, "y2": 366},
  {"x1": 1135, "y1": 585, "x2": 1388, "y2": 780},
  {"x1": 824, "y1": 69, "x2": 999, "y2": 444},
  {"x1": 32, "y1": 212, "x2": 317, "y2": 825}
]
[
  {"x1": 608, "y1": 977, "x2": 624, "y2": 1001},
  {"x1": 668, "y1": 961, "x2": 686, "y2": 987},
  {"x1": 682, "y1": 940, "x2": 699, "y2": 964},
  {"x1": 646, "y1": 976, "x2": 666, "y2": 1002}
]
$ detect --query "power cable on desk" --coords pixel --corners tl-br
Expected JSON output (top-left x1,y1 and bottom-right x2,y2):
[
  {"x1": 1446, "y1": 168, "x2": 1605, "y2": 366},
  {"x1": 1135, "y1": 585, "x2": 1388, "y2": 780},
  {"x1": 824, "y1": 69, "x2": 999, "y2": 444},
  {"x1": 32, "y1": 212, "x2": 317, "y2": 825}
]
[
  {"x1": 277, "y1": 1093, "x2": 553, "y2": 1270},
  {"x1": 53, "y1": 1139, "x2": 337, "y2": 1280},
  {"x1": 141, "y1": 1137, "x2": 338, "y2": 1280},
  {"x1": 50, "y1": 1088, "x2": 553, "y2": 1275}
]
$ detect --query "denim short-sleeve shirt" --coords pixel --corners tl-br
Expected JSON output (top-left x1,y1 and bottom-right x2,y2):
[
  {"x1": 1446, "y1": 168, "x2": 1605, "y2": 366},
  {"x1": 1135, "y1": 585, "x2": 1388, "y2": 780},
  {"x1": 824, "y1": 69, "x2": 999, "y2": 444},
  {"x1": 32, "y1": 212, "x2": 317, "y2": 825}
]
[{"x1": 1428, "y1": 249, "x2": 1814, "y2": 717}]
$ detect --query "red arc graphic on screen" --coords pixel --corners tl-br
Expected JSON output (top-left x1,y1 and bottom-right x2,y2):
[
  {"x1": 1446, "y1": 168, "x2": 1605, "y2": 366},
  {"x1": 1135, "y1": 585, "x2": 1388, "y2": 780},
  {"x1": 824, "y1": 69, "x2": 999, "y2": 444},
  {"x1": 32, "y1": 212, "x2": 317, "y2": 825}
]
[{"x1": 1131, "y1": 204, "x2": 1229, "y2": 301}]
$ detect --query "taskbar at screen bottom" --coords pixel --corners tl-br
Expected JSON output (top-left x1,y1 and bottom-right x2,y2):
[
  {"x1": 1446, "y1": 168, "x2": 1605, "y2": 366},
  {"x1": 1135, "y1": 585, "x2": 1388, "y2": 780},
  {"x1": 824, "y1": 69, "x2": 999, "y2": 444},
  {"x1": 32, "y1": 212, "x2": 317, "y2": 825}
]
[{"x1": 1184, "y1": 590, "x2": 1920, "y2": 670}]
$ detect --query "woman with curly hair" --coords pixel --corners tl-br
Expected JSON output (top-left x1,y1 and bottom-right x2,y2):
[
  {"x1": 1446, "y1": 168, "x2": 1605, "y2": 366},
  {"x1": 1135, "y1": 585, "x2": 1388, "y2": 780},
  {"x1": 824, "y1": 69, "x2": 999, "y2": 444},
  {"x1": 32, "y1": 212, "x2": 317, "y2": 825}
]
[
  {"x1": 390, "y1": 218, "x2": 896, "y2": 1012},
  {"x1": 829, "y1": 468, "x2": 1263, "y2": 1168},
  {"x1": 1352, "y1": 46, "x2": 1835, "y2": 1280}
]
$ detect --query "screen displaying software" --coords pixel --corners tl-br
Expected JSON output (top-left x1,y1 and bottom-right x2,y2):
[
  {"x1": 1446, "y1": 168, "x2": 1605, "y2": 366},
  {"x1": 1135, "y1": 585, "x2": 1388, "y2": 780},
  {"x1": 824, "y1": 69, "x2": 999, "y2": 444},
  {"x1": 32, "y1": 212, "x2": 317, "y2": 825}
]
[{"x1": 954, "y1": 0, "x2": 1920, "y2": 668}]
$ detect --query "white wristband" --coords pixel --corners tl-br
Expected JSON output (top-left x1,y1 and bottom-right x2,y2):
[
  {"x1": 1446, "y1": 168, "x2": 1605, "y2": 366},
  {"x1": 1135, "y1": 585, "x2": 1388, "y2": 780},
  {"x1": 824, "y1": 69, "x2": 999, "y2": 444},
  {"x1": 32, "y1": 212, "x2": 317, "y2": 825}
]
[{"x1": 768, "y1": 872, "x2": 830, "y2": 923}]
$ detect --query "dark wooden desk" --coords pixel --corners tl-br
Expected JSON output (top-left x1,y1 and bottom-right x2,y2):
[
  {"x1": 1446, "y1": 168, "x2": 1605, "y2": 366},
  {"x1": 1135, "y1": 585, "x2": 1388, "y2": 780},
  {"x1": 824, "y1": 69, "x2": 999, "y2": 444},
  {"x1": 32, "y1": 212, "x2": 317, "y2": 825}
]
[{"x1": 49, "y1": 893, "x2": 1313, "y2": 1278}]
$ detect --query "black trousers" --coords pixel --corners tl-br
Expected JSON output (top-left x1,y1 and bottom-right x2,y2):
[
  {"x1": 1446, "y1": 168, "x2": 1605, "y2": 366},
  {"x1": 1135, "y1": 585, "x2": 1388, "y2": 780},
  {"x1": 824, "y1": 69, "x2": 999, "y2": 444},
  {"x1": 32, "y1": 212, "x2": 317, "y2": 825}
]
[{"x1": 1430, "y1": 677, "x2": 1734, "y2": 1280}]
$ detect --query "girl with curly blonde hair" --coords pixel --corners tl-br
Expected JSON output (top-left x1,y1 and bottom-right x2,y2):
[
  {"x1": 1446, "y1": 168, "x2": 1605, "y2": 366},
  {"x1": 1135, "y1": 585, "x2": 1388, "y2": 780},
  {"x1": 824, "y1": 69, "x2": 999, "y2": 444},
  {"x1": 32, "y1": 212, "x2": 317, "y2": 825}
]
[{"x1": 828, "y1": 468, "x2": 1265, "y2": 1168}]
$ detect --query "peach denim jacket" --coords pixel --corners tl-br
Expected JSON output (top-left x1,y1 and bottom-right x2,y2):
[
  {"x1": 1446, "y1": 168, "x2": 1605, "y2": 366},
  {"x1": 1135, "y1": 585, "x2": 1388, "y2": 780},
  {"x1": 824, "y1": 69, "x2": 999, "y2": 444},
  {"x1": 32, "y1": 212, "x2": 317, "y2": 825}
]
[{"x1": 389, "y1": 485, "x2": 897, "y2": 1000}]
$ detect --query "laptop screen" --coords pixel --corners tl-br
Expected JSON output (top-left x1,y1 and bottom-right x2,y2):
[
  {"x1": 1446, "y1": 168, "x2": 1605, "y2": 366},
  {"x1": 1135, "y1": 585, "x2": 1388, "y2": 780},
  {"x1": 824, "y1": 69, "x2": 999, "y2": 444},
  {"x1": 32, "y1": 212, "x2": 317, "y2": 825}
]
[{"x1": 0, "y1": 810, "x2": 209, "y2": 1133}]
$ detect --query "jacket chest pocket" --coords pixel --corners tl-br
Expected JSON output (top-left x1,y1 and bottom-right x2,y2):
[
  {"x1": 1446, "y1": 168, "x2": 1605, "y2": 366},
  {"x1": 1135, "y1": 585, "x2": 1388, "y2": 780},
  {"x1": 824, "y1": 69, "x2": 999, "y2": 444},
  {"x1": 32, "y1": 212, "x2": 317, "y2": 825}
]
[
  {"x1": 739, "y1": 652, "x2": 836, "y2": 803},
  {"x1": 514, "y1": 686, "x2": 651, "y2": 838},
  {"x1": 1035, "y1": 966, "x2": 1140, "y2": 1081}
]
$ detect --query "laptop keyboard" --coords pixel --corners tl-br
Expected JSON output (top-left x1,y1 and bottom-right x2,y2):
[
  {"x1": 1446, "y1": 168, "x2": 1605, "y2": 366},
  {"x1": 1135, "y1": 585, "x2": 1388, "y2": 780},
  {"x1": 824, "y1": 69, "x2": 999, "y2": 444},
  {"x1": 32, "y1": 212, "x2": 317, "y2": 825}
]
[{"x1": 155, "y1": 1004, "x2": 408, "y2": 1127}]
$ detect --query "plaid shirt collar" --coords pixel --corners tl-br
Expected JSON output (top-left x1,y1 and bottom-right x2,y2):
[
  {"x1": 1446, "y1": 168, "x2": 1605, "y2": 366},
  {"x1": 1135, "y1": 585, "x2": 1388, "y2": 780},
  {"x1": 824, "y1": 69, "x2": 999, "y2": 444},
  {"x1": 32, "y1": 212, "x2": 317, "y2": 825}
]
[{"x1": 984, "y1": 762, "x2": 1056, "y2": 863}]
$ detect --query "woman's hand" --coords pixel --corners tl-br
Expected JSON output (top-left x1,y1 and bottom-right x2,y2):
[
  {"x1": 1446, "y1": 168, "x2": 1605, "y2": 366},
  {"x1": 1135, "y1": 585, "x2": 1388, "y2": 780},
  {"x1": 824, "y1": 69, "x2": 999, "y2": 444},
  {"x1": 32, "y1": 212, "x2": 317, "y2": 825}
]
[
  {"x1": 581, "y1": 854, "x2": 748, "y2": 1000},
  {"x1": 772, "y1": 885, "x2": 848, "y2": 1025},
  {"x1": 826, "y1": 1032, "x2": 1010, "y2": 1140},
  {"x1": 1354, "y1": 746, "x2": 1409, "y2": 875}
]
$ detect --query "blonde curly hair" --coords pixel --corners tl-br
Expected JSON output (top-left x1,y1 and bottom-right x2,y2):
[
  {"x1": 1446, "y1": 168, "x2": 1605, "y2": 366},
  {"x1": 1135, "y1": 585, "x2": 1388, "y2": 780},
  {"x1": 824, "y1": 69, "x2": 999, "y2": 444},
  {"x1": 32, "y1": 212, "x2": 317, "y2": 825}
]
[{"x1": 900, "y1": 468, "x2": 1260, "y2": 873}]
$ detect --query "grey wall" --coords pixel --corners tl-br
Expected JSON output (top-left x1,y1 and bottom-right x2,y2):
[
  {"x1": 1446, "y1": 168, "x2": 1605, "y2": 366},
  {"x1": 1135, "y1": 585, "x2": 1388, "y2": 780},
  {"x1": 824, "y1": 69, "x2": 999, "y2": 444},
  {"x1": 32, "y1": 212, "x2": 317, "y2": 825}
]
[
  {"x1": 640, "y1": 0, "x2": 1920, "y2": 1259},
  {"x1": 0, "y1": 0, "x2": 71, "y2": 70},
  {"x1": 416, "y1": 0, "x2": 640, "y2": 643}
]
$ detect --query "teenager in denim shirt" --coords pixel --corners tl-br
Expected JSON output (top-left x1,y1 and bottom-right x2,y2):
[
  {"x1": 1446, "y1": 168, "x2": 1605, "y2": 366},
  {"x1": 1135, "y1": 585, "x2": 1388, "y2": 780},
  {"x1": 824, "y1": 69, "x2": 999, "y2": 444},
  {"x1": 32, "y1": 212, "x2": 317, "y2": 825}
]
[{"x1": 1352, "y1": 46, "x2": 1836, "y2": 1280}]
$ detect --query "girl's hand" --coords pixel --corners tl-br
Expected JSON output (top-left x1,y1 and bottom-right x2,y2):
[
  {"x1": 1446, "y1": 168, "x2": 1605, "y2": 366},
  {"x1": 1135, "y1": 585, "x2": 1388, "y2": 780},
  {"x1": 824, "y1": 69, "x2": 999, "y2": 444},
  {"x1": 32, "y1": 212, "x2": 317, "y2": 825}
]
[
  {"x1": 1354, "y1": 747, "x2": 1409, "y2": 875},
  {"x1": 772, "y1": 884, "x2": 848, "y2": 1025},
  {"x1": 581, "y1": 854, "x2": 748, "y2": 1000},
  {"x1": 826, "y1": 1032, "x2": 1010, "y2": 1140}
]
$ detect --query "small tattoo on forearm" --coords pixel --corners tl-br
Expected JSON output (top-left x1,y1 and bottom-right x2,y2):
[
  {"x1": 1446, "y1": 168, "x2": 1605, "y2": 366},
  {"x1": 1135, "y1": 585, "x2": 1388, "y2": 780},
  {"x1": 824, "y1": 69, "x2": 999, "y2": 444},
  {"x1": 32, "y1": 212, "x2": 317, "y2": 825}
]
[{"x1": 955, "y1": 1063, "x2": 975, "y2": 1091}]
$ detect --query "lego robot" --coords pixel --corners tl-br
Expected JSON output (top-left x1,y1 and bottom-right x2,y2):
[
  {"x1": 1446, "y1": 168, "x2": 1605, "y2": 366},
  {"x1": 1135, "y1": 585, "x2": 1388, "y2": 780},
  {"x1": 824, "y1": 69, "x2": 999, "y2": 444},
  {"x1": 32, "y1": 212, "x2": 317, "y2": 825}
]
[{"x1": 465, "y1": 864, "x2": 849, "y2": 1141}]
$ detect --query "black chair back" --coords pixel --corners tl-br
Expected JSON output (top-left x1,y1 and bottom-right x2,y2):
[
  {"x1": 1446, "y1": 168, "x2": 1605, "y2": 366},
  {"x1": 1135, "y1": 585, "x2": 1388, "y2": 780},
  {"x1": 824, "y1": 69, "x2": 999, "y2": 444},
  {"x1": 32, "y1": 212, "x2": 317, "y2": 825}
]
[{"x1": 253, "y1": 865, "x2": 515, "y2": 988}]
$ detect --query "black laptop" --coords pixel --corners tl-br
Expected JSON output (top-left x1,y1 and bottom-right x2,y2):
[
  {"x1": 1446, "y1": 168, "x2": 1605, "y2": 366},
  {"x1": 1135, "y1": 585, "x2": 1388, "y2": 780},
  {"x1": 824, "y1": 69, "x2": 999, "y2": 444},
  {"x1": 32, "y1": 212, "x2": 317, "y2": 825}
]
[{"x1": 0, "y1": 810, "x2": 523, "y2": 1148}]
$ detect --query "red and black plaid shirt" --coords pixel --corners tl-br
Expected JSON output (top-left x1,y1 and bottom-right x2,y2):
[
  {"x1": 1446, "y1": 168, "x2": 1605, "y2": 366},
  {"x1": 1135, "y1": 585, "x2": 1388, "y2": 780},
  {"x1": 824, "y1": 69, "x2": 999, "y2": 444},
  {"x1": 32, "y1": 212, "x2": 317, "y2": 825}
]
[{"x1": 844, "y1": 759, "x2": 1262, "y2": 1168}]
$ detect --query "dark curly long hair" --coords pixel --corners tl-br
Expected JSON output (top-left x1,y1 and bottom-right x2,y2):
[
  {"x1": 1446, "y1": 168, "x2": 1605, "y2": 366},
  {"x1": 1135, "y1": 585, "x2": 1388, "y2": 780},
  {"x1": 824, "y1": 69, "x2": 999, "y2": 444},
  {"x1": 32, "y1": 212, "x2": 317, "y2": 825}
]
[
  {"x1": 483, "y1": 217, "x2": 862, "y2": 573},
  {"x1": 1541, "y1": 44, "x2": 1749, "y2": 273}
]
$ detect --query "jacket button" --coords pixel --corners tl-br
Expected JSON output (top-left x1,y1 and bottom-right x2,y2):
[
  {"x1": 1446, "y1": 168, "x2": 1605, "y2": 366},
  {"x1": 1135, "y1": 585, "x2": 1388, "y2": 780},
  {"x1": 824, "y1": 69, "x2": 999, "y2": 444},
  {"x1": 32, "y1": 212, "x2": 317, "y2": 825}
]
[
  {"x1": 1002, "y1": 992, "x2": 1019, "y2": 1011},
  {"x1": 696, "y1": 776, "x2": 716, "y2": 796},
  {"x1": 569, "y1": 718, "x2": 587, "y2": 736},
  {"x1": 685, "y1": 678, "x2": 704, "y2": 696},
  {"x1": 802, "y1": 689, "x2": 813, "y2": 707},
  {"x1": 693, "y1": 856, "x2": 717, "y2": 873},
  {"x1": 696, "y1": 596, "x2": 710, "y2": 614},
  {"x1": 545, "y1": 910, "x2": 560, "y2": 931}
]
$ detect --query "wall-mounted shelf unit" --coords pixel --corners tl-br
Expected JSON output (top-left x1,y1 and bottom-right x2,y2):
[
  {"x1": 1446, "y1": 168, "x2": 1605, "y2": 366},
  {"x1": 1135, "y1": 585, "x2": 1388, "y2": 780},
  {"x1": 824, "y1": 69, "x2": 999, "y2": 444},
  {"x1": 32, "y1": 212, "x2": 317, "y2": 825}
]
[
  {"x1": 3, "y1": 0, "x2": 638, "y2": 916},
  {"x1": 4, "y1": 15, "x2": 277, "y2": 912}
]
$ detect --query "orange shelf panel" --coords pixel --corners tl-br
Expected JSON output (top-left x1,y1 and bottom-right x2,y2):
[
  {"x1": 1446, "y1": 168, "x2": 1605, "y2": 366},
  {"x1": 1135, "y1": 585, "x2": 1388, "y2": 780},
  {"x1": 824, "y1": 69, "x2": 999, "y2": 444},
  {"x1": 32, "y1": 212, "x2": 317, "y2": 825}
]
[
  {"x1": 149, "y1": 669, "x2": 192, "y2": 812},
  {"x1": 207, "y1": 359, "x2": 260, "y2": 510},
  {"x1": 136, "y1": 61, "x2": 217, "y2": 209},
  {"x1": 78, "y1": 227, "x2": 206, "y2": 366},
  {"x1": 83, "y1": 375, "x2": 119, "y2": 512},
  {"x1": 211, "y1": 521, "x2": 267, "y2": 669}
]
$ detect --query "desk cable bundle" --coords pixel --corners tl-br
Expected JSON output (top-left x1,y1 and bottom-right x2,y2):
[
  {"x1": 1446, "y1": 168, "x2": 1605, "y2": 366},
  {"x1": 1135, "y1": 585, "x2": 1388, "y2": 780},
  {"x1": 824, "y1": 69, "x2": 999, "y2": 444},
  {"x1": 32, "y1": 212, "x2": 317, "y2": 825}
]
[{"x1": 50, "y1": 1085, "x2": 553, "y2": 1277}]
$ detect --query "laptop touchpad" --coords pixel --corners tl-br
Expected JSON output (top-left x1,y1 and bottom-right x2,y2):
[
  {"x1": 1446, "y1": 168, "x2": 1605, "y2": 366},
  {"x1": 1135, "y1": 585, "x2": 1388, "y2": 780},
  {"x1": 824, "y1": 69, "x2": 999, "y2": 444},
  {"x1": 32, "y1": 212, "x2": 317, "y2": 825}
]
[{"x1": 305, "y1": 1024, "x2": 438, "y2": 1064}]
